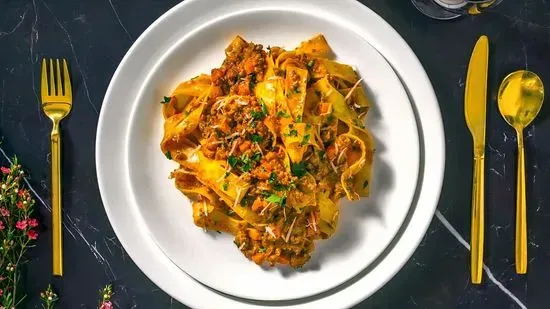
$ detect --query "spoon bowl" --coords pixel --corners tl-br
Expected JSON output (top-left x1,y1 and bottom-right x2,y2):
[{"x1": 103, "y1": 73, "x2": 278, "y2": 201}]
[
  {"x1": 497, "y1": 70, "x2": 544, "y2": 275},
  {"x1": 498, "y1": 70, "x2": 544, "y2": 130}
]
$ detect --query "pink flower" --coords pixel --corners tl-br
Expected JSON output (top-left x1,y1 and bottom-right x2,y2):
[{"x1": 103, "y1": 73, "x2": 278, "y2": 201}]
[
  {"x1": 99, "y1": 301, "x2": 113, "y2": 309},
  {"x1": 28, "y1": 218, "x2": 38, "y2": 228},
  {"x1": 0, "y1": 222, "x2": 4, "y2": 230},
  {"x1": 0, "y1": 288, "x2": 3, "y2": 296},
  {"x1": 15, "y1": 220, "x2": 27, "y2": 230},
  {"x1": 0, "y1": 208, "x2": 9, "y2": 217},
  {"x1": 17, "y1": 189, "x2": 25, "y2": 198},
  {"x1": 16, "y1": 201, "x2": 24, "y2": 209},
  {"x1": 27, "y1": 230, "x2": 38, "y2": 240},
  {"x1": 0, "y1": 167, "x2": 9, "y2": 174}
]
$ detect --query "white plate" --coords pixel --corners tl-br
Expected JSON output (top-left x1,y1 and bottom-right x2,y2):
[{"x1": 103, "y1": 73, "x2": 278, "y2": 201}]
[
  {"x1": 126, "y1": 6, "x2": 418, "y2": 302},
  {"x1": 96, "y1": 0, "x2": 445, "y2": 308}
]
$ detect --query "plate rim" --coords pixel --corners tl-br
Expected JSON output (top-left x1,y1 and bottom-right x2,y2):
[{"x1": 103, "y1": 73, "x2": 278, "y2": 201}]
[{"x1": 95, "y1": 0, "x2": 445, "y2": 308}]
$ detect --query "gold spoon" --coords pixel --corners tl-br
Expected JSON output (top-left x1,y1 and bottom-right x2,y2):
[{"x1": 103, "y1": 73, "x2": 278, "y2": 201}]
[{"x1": 497, "y1": 70, "x2": 544, "y2": 274}]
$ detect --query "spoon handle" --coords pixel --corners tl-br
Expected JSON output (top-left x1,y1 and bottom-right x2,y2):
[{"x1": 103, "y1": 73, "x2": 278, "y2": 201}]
[
  {"x1": 471, "y1": 153, "x2": 485, "y2": 284},
  {"x1": 516, "y1": 130, "x2": 527, "y2": 274}
]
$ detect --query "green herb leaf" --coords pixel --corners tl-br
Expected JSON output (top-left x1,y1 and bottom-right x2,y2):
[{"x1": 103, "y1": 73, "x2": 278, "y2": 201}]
[
  {"x1": 251, "y1": 152, "x2": 262, "y2": 162},
  {"x1": 306, "y1": 124, "x2": 312, "y2": 130},
  {"x1": 307, "y1": 60, "x2": 315, "y2": 68},
  {"x1": 296, "y1": 115, "x2": 302, "y2": 123},
  {"x1": 291, "y1": 162, "x2": 307, "y2": 178},
  {"x1": 363, "y1": 180, "x2": 369, "y2": 189},
  {"x1": 241, "y1": 161, "x2": 252, "y2": 173},
  {"x1": 301, "y1": 134, "x2": 311, "y2": 146},
  {"x1": 223, "y1": 182, "x2": 229, "y2": 191},
  {"x1": 268, "y1": 172, "x2": 277, "y2": 184},
  {"x1": 318, "y1": 150, "x2": 326, "y2": 160},
  {"x1": 273, "y1": 183, "x2": 288, "y2": 191},
  {"x1": 326, "y1": 114, "x2": 335, "y2": 124},
  {"x1": 288, "y1": 129, "x2": 298, "y2": 137},
  {"x1": 251, "y1": 134, "x2": 263, "y2": 143},
  {"x1": 224, "y1": 171, "x2": 230, "y2": 178},
  {"x1": 266, "y1": 194, "x2": 285, "y2": 205},
  {"x1": 164, "y1": 151, "x2": 172, "y2": 160},
  {"x1": 251, "y1": 110, "x2": 265, "y2": 121},
  {"x1": 277, "y1": 111, "x2": 290, "y2": 118},
  {"x1": 228, "y1": 155, "x2": 238, "y2": 168},
  {"x1": 260, "y1": 99, "x2": 269, "y2": 115},
  {"x1": 161, "y1": 96, "x2": 171, "y2": 104},
  {"x1": 258, "y1": 247, "x2": 266, "y2": 253}
]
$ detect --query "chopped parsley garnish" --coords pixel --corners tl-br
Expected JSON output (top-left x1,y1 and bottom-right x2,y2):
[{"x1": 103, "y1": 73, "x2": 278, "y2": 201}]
[
  {"x1": 222, "y1": 182, "x2": 229, "y2": 191},
  {"x1": 288, "y1": 129, "x2": 298, "y2": 137},
  {"x1": 164, "y1": 151, "x2": 172, "y2": 160},
  {"x1": 296, "y1": 115, "x2": 302, "y2": 123},
  {"x1": 241, "y1": 162, "x2": 252, "y2": 172},
  {"x1": 363, "y1": 180, "x2": 369, "y2": 189},
  {"x1": 258, "y1": 247, "x2": 266, "y2": 253},
  {"x1": 251, "y1": 134, "x2": 263, "y2": 143},
  {"x1": 228, "y1": 155, "x2": 238, "y2": 168},
  {"x1": 318, "y1": 150, "x2": 326, "y2": 160},
  {"x1": 251, "y1": 110, "x2": 265, "y2": 120},
  {"x1": 291, "y1": 162, "x2": 307, "y2": 178},
  {"x1": 260, "y1": 99, "x2": 269, "y2": 115},
  {"x1": 306, "y1": 123, "x2": 312, "y2": 130},
  {"x1": 251, "y1": 152, "x2": 262, "y2": 162},
  {"x1": 307, "y1": 60, "x2": 315, "y2": 68},
  {"x1": 224, "y1": 171, "x2": 230, "y2": 178},
  {"x1": 301, "y1": 134, "x2": 311, "y2": 146},
  {"x1": 161, "y1": 96, "x2": 171, "y2": 104},
  {"x1": 249, "y1": 72, "x2": 258, "y2": 91},
  {"x1": 273, "y1": 183, "x2": 288, "y2": 191},
  {"x1": 266, "y1": 194, "x2": 286, "y2": 205},
  {"x1": 293, "y1": 85, "x2": 301, "y2": 94},
  {"x1": 326, "y1": 114, "x2": 335, "y2": 124},
  {"x1": 277, "y1": 111, "x2": 290, "y2": 118},
  {"x1": 215, "y1": 129, "x2": 224, "y2": 138},
  {"x1": 268, "y1": 172, "x2": 277, "y2": 184}
]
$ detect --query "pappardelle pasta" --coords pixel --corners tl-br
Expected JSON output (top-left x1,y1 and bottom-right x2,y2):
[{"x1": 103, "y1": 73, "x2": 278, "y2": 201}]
[{"x1": 160, "y1": 34, "x2": 374, "y2": 268}]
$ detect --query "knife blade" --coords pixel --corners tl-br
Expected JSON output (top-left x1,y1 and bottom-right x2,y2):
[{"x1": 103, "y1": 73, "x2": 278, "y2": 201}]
[{"x1": 464, "y1": 35, "x2": 489, "y2": 284}]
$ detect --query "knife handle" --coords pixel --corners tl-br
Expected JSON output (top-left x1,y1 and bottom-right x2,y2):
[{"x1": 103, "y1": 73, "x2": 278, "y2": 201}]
[
  {"x1": 515, "y1": 131, "x2": 527, "y2": 274},
  {"x1": 471, "y1": 153, "x2": 485, "y2": 284}
]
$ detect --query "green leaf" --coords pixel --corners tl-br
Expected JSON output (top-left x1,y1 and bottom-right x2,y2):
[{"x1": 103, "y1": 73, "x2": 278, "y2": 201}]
[
  {"x1": 307, "y1": 60, "x2": 315, "y2": 68},
  {"x1": 164, "y1": 151, "x2": 172, "y2": 160},
  {"x1": 161, "y1": 96, "x2": 171, "y2": 104},
  {"x1": 301, "y1": 134, "x2": 311, "y2": 146},
  {"x1": 277, "y1": 111, "x2": 290, "y2": 118},
  {"x1": 251, "y1": 134, "x2": 263, "y2": 143},
  {"x1": 266, "y1": 194, "x2": 285, "y2": 205},
  {"x1": 260, "y1": 99, "x2": 269, "y2": 115},
  {"x1": 268, "y1": 172, "x2": 277, "y2": 184},
  {"x1": 291, "y1": 162, "x2": 307, "y2": 177},
  {"x1": 288, "y1": 129, "x2": 298, "y2": 137},
  {"x1": 363, "y1": 180, "x2": 369, "y2": 189},
  {"x1": 317, "y1": 150, "x2": 326, "y2": 160},
  {"x1": 223, "y1": 182, "x2": 229, "y2": 191},
  {"x1": 251, "y1": 110, "x2": 265, "y2": 120},
  {"x1": 251, "y1": 152, "x2": 262, "y2": 162},
  {"x1": 296, "y1": 115, "x2": 302, "y2": 123},
  {"x1": 241, "y1": 162, "x2": 253, "y2": 172},
  {"x1": 228, "y1": 155, "x2": 238, "y2": 168},
  {"x1": 258, "y1": 247, "x2": 266, "y2": 253}
]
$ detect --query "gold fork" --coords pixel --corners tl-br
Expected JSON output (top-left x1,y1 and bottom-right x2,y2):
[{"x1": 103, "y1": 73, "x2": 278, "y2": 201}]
[{"x1": 41, "y1": 58, "x2": 72, "y2": 276}]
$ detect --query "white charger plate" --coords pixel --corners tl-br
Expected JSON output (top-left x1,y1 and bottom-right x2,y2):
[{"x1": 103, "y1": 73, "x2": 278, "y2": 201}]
[{"x1": 96, "y1": 0, "x2": 445, "y2": 308}]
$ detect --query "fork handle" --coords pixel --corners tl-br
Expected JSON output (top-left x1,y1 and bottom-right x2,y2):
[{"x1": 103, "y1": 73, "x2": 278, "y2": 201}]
[
  {"x1": 471, "y1": 153, "x2": 485, "y2": 284},
  {"x1": 51, "y1": 121, "x2": 63, "y2": 276}
]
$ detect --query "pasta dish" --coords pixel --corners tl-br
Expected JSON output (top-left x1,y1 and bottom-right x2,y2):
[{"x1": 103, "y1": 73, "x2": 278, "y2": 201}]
[{"x1": 159, "y1": 34, "x2": 374, "y2": 268}]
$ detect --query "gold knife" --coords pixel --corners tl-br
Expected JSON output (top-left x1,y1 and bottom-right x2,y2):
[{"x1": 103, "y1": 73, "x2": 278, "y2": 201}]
[{"x1": 464, "y1": 35, "x2": 489, "y2": 284}]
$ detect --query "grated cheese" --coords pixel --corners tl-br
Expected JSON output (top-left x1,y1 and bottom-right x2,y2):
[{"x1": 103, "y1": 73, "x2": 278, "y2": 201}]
[
  {"x1": 344, "y1": 78, "x2": 363, "y2": 101},
  {"x1": 238, "y1": 242, "x2": 246, "y2": 250},
  {"x1": 265, "y1": 226, "x2": 277, "y2": 239},
  {"x1": 285, "y1": 217, "x2": 297, "y2": 243},
  {"x1": 255, "y1": 143, "x2": 264, "y2": 156},
  {"x1": 227, "y1": 138, "x2": 240, "y2": 157},
  {"x1": 337, "y1": 146, "x2": 348, "y2": 164},
  {"x1": 329, "y1": 159, "x2": 339, "y2": 174},
  {"x1": 310, "y1": 212, "x2": 317, "y2": 232},
  {"x1": 233, "y1": 188, "x2": 242, "y2": 209},
  {"x1": 225, "y1": 132, "x2": 241, "y2": 140}
]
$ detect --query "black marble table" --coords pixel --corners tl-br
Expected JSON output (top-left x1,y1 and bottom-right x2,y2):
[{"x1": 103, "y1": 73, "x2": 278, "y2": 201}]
[{"x1": 0, "y1": 0, "x2": 548, "y2": 308}]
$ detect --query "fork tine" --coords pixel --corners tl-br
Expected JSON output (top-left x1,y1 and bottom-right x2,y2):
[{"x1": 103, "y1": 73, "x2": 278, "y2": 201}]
[
  {"x1": 56, "y1": 59, "x2": 63, "y2": 96},
  {"x1": 49, "y1": 59, "x2": 56, "y2": 95},
  {"x1": 41, "y1": 59, "x2": 48, "y2": 101},
  {"x1": 63, "y1": 59, "x2": 72, "y2": 100}
]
